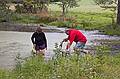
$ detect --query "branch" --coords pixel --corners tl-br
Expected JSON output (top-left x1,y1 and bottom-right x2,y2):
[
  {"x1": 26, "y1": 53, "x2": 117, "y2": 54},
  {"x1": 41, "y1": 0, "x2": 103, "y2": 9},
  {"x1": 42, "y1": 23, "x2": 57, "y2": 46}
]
[{"x1": 100, "y1": 5, "x2": 117, "y2": 9}]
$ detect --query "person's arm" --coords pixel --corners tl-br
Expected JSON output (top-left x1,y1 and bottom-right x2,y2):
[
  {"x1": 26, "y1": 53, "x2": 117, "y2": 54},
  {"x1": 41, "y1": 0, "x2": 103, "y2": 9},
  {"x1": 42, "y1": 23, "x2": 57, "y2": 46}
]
[
  {"x1": 66, "y1": 32, "x2": 76, "y2": 49},
  {"x1": 63, "y1": 38, "x2": 68, "y2": 42},
  {"x1": 31, "y1": 32, "x2": 36, "y2": 48},
  {"x1": 31, "y1": 32, "x2": 36, "y2": 44},
  {"x1": 59, "y1": 38, "x2": 68, "y2": 48},
  {"x1": 43, "y1": 32, "x2": 47, "y2": 50},
  {"x1": 66, "y1": 40, "x2": 71, "y2": 49}
]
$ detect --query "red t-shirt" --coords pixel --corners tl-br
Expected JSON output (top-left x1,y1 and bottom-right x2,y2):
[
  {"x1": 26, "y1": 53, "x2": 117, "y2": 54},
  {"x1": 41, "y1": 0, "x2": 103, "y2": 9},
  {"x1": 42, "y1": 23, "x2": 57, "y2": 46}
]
[{"x1": 68, "y1": 29, "x2": 87, "y2": 45}]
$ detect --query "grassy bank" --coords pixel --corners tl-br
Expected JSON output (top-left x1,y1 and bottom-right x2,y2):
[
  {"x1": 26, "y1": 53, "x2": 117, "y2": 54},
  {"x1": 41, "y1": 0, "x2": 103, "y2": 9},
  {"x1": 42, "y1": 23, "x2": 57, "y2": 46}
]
[
  {"x1": 10, "y1": 12, "x2": 120, "y2": 35},
  {"x1": 0, "y1": 46, "x2": 120, "y2": 79},
  {"x1": 11, "y1": 12, "x2": 112, "y2": 30},
  {"x1": 10, "y1": 0, "x2": 112, "y2": 30},
  {"x1": 1, "y1": 54, "x2": 120, "y2": 79},
  {"x1": 100, "y1": 24, "x2": 120, "y2": 36},
  {"x1": 48, "y1": 11, "x2": 112, "y2": 30},
  {"x1": 1, "y1": 0, "x2": 119, "y2": 35}
]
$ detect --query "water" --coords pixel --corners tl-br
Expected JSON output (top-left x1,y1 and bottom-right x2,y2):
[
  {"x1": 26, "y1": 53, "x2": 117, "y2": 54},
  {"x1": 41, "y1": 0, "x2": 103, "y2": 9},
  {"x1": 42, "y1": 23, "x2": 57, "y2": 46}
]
[{"x1": 0, "y1": 30, "x2": 120, "y2": 69}]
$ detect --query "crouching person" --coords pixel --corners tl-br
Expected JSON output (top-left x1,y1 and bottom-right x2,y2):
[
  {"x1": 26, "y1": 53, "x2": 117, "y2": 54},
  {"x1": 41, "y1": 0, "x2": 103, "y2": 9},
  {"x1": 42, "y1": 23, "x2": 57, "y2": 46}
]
[
  {"x1": 31, "y1": 27, "x2": 47, "y2": 56},
  {"x1": 63, "y1": 29, "x2": 87, "y2": 55}
]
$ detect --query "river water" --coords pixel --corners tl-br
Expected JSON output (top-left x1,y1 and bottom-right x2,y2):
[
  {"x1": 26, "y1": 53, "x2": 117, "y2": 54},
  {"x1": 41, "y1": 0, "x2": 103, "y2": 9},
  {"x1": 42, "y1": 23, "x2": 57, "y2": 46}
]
[{"x1": 0, "y1": 30, "x2": 120, "y2": 70}]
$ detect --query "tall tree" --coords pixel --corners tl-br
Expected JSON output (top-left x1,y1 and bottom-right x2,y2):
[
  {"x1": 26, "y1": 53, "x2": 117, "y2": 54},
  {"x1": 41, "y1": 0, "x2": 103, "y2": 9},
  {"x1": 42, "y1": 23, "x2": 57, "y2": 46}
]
[
  {"x1": 51, "y1": 0, "x2": 81, "y2": 16},
  {"x1": 93, "y1": 0, "x2": 120, "y2": 25},
  {"x1": 15, "y1": 0, "x2": 49, "y2": 13},
  {"x1": 0, "y1": 0, "x2": 13, "y2": 22},
  {"x1": 117, "y1": 0, "x2": 120, "y2": 25},
  {"x1": 33, "y1": 0, "x2": 49, "y2": 13}
]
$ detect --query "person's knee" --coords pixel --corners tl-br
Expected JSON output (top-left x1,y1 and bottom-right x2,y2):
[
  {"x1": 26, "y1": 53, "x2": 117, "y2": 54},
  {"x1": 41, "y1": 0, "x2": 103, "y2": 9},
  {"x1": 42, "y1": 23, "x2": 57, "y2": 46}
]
[
  {"x1": 74, "y1": 47, "x2": 80, "y2": 52},
  {"x1": 38, "y1": 49, "x2": 45, "y2": 55}
]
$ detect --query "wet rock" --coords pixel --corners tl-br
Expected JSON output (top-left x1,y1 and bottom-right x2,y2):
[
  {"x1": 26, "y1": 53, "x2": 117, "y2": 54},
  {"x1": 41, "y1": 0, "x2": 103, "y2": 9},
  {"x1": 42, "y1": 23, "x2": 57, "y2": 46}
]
[
  {"x1": 92, "y1": 39, "x2": 120, "y2": 53},
  {"x1": 0, "y1": 23, "x2": 64, "y2": 33}
]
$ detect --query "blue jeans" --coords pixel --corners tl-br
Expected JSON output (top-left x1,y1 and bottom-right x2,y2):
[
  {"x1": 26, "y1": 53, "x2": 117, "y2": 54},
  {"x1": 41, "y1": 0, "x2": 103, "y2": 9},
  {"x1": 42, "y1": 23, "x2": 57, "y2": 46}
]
[
  {"x1": 74, "y1": 42, "x2": 85, "y2": 49},
  {"x1": 74, "y1": 42, "x2": 86, "y2": 56}
]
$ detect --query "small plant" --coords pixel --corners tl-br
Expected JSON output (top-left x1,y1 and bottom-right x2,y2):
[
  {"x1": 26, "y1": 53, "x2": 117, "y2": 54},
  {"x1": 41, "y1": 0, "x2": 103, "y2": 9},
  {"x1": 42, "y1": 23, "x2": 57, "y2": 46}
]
[{"x1": 0, "y1": 45, "x2": 120, "y2": 79}]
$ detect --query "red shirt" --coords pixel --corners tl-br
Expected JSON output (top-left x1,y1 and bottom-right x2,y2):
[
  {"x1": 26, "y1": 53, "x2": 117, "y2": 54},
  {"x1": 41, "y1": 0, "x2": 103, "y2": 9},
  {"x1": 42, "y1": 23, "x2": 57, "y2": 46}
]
[{"x1": 68, "y1": 29, "x2": 87, "y2": 45}]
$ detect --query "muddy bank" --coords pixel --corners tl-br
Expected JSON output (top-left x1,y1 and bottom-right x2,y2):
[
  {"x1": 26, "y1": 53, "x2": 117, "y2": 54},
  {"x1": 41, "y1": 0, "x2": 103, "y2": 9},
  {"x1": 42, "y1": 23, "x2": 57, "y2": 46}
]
[
  {"x1": 0, "y1": 22, "x2": 63, "y2": 33},
  {"x1": 91, "y1": 39, "x2": 120, "y2": 54}
]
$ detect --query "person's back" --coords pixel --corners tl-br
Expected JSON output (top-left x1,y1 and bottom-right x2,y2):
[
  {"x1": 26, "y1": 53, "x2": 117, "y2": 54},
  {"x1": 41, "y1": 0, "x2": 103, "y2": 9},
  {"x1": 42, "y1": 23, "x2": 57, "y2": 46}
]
[
  {"x1": 32, "y1": 32, "x2": 47, "y2": 46},
  {"x1": 63, "y1": 29, "x2": 87, "y2": 51},
  {"x1": 68, "y1": 29, "x2": 87, "y2": 44}
]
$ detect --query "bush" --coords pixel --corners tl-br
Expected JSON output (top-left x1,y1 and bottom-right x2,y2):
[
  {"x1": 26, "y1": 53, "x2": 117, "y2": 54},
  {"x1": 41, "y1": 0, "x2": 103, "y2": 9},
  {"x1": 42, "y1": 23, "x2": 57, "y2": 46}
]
[
  {"x1": 0, "y1": 46, "x2": 120, "y2": 79},
  {"x1": 48, "y1": 21, "x2": 67, "y2": 27},
  {"x1": 101, "y1": 24, "x2": 120, "y2": 36},
  {"x1": 11, "y1": 14, "x2": 58, "y2": 24}
]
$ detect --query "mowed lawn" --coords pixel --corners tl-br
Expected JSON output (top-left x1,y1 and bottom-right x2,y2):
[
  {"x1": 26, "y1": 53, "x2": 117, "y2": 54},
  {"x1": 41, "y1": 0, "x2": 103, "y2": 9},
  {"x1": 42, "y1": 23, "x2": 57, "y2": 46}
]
[{"x1": 49, "y1": 0, "x2": 109, "y2": 13}]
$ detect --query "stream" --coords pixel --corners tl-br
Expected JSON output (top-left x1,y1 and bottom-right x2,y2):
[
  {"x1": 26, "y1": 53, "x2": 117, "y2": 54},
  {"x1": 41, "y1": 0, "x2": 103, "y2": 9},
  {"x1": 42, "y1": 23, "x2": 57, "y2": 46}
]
[{"x1": 0, "y1": 30, "x2": 120, "y2": 70}]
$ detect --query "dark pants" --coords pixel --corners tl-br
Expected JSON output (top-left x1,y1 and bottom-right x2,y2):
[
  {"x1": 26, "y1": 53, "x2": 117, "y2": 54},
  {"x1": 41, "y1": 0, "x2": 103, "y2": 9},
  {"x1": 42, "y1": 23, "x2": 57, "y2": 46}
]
[{"x1": 35, "y1": 44, "x2": 46, "y2": 51}]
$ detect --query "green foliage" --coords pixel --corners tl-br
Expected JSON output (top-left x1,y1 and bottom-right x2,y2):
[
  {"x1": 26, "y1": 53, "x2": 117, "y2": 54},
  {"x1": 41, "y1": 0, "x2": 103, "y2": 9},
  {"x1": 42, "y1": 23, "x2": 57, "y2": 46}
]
[
  {"x1": 101, "y1": 24, "x2": 120, "y2": 35},
  {"x1": 0, "y1": 45, "x2": 120, "y2": 79},
  {"x1": 93, "y1": 0, "x2": 116, "y2": 5},
  {"x1": 93, "y1": 0, "x2": 117, "y2": 24},
  {"x1": 9, "y1": 11, "x2": 114, "y2": 31},
  {"x1": 52, "y1": 0, "x2": 81, "y2": 16},
  {"x1": 0, "y1": 69, "x2": 10, "y2": 79},
  {"x1": 12, "y1": 14, "x2": 57, "y2": 24},
  {"x1": 11, "y1": 14, "x2": 39, "y2": 23},
  {"x1": 11, "y1": 56, "x2": 53, "y2": 79},
  {"x1": 48, "y1": 21, "x2": 65, "y2": 27},
  {"x1": 15, "y1": 0, "x2": 49, "y2": 13},
  {"x1": 0, "y1": 0, "x2": 13, "y2": 22},
  {"x1": 48, "y1": 11, "x2": 112, "y2": 30}
]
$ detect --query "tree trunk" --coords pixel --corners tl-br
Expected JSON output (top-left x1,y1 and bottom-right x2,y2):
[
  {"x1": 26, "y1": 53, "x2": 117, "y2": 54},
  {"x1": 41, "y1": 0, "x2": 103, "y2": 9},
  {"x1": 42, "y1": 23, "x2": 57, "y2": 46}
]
[
  {"x1": 117, "y1": 0, "x2": 120, "y2": 25},
  {"x1": 62, "y1": 4, "x2": 65, "y2": 16}
]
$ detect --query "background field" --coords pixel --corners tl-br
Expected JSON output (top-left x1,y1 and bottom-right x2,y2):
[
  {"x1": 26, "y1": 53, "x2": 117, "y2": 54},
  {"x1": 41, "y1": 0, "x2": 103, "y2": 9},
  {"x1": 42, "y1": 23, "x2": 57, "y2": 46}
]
[{"x1": 49, "y1": 0, "x2": 110, "y2": 13}]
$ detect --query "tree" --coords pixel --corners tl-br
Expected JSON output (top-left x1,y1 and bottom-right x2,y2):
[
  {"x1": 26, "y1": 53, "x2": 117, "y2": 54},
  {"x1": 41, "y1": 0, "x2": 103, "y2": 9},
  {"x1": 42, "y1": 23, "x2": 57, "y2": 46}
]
[
  {"x1": 51, "y1": 0, "x2": 81, "y2": 16},
  {"x1": 33, "y1": 0, "x2": 49, "y2": 13},
  {"x1": 15, "y1": 0, "x2": 49, "y2": 13},
  {"x1": 93, "y1": 0, "x2": 120, "y2": 25},
  {"x1": 23, "y1": 0, "x2": 34, "y2": 13},
  {"x1": 117, "y1": 0, "x2": 120, "y2": 25},
  {"x1": 0, "y1": 0, "x2": 14, "y2": 22}
]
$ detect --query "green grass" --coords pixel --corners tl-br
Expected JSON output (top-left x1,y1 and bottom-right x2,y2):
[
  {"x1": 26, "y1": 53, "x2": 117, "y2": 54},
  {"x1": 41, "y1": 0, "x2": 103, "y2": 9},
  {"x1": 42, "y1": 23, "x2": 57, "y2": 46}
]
[
  {"x1": 0, "y1": 69, "x2": 11, "y2": 79},
  {"x1": 11, "y1": 13, "x2": 57, "y2": 24},
  {"x1": 48, "y1": 0, "x2": 114, "y2": 30},
  {"x1": 12, "y1": 14, "x2": 40, "y2": 24},
  {"x1": 101, "y1": 24, "x2": 120, "y2": 35},
  {"x1": 0, "y1": 46, "x2": 120, "y2": 79},
  {"x1": 9, "y1": 0, "x2": 113, "y2": 31},
  {"x1": 49, "y1": 0, "x2": 110, "y2": 13},
  {"x1": 0, "y1": 54, "x2": 120, "y2": 79},
  {"x1": 2, "y1": 0, "x2": 118, "y2": 35},
  {"x1": 11, "y1": 12, "x2": 112, "y2": 30},
  {"x1": 48, "y1": 11, "x2": 112, "y2": 30}
]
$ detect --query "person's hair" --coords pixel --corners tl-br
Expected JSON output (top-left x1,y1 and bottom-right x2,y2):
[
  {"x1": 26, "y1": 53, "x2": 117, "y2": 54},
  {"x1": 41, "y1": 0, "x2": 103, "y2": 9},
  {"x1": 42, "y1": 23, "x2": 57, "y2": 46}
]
[
  {"x1": 36, "y1": 27, "x2": 42, "y2": 32},
  {"x1": 65, "y1": 29, "x2": 69, "y2": 35}
]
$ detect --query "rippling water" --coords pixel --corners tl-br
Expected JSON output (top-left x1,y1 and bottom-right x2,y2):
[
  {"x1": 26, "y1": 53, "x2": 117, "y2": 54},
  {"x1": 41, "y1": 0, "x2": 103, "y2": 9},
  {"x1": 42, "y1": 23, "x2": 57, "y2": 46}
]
[{"x1": 0, "y1": 30, "x2": 120, "y2": 69}]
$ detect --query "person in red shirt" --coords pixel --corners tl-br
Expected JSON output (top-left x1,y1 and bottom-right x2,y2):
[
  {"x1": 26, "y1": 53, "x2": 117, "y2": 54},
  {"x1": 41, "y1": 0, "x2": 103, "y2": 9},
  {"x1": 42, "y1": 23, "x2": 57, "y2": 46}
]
[{"x1": 62, "y1": 29, "x2": 87, "y2": 52}]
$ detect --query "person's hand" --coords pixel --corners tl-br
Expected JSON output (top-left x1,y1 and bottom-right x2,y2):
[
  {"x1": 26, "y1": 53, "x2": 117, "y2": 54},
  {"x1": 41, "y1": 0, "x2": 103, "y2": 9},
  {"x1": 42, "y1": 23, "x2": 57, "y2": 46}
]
[
  {"x1": 66, "y1": 48, "x2": 70, "y2": 53},
  {"x1": 63, "y1": 38, "x2": 68, "y2": 42}
]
